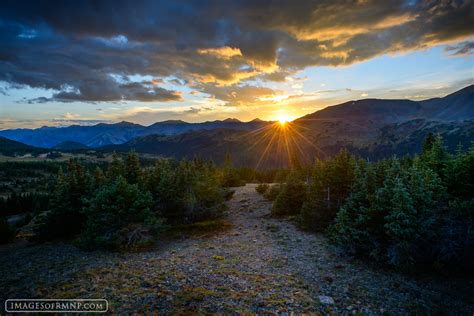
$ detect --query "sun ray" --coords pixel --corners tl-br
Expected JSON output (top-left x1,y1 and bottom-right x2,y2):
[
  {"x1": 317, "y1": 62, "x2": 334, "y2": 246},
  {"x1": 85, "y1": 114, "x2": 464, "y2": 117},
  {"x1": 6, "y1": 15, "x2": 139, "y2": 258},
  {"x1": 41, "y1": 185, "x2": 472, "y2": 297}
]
[
  {"x1": 286, "y1": 123, "x2": 328, "y2": 158},
  {"x1": 255, "y1": 127, "x2": 280, "y2": 169}
]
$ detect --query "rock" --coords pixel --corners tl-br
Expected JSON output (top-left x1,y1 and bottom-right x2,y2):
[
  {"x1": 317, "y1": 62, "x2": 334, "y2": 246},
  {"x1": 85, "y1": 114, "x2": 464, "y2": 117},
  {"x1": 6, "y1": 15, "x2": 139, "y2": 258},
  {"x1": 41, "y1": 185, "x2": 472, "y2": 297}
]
[{"x1": 318, "y1": 296, "x2": 334, "y2": 305}]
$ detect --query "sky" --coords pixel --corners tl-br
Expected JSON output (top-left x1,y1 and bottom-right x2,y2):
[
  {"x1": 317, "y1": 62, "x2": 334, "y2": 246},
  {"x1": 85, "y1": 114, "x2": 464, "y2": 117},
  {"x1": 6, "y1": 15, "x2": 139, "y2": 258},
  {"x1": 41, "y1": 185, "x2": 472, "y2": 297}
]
[{"x1": 0, "y1": 0, "x2": 473, "y2": 129}]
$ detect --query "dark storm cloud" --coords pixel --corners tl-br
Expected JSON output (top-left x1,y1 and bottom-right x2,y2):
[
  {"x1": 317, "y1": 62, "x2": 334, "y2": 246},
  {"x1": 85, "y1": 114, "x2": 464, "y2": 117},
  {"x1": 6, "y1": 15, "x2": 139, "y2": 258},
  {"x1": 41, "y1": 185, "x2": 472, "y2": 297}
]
[{"x1": 0, "y1": 0, "x2": 472, "y2": 103}]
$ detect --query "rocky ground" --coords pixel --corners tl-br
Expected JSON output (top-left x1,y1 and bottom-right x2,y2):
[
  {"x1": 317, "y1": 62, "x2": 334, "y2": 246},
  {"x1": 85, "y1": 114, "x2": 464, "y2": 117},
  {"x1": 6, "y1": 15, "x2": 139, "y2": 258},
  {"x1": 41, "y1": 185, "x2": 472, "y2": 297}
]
[{"x1": 1, "y1": 184, "x2": 473, "y2": 314}]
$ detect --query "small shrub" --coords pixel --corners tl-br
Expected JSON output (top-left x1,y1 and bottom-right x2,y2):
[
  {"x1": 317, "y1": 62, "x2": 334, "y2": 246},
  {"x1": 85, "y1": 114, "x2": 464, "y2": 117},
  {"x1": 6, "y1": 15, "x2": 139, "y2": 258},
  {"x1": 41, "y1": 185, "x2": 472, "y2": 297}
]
[
  {"x1": 220, "y1": 188, "x2": 235, "y2": 201},
  {"x1": 219, "y1": 153, "x2": 245, "y2": 187},
  {"x1": 147, "y1": 159, "x2": 226, "y2": 225},
  {"x1": 255, "y1": 183, "x2": 270, "y2": 194},
  {"x1": 78, "y1": 176, "x2": 162, "y2": 250},
  {"x1": 271, "y1": 174, "x2": 306, "y2": 216},
  {"x1": 263, "y1": 184, "x2": 281, "y2": 201},
  {"x1": 220, "y1": 170, "x2": 245, "y2": 187}
]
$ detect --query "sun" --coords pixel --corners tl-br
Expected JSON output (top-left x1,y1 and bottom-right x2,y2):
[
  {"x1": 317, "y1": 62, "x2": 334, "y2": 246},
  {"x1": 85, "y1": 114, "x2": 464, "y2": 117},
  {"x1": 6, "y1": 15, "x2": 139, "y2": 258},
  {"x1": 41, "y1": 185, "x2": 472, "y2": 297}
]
[{"x1": 276, "y1": 114, "x2": 291, "y2": 125}]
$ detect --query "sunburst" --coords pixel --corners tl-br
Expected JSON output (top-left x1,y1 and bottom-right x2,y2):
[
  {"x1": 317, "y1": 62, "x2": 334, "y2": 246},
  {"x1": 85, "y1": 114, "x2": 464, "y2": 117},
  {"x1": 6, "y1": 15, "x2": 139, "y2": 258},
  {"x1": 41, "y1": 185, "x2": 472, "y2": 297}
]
[
  {"x1": 239, "y1": 119, "x2": 326, "y2": 169},
  {"x1": 276, "y1": 114, "x2": 292, "y2": 126}
]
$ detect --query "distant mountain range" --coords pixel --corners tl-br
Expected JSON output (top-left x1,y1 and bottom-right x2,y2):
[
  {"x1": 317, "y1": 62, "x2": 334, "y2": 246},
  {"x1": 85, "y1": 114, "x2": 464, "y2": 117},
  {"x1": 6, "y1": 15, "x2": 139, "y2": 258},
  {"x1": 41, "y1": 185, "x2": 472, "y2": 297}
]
[
  {"x1": 0, "y1": 118, "x2": 270, "y2": 148},
  {"x1": 1, "y1": 85, "x2": 473, "y2": 167}
]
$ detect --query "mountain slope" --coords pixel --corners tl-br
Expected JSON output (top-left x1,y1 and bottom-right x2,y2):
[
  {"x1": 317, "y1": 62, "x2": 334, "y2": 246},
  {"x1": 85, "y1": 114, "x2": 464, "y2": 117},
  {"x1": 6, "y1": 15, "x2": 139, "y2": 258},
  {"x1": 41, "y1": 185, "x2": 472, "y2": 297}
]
[
  {"x1": 0, "y1": 136, "x2": 47, "y2": 156},
  {"x1": 299, "y1": 99, "x2": 422, "y2": 124},
  {"x1": 102, "y1": 126, "x2": 297, "y2": 167},
  {"x1": 352, "y1": 119, "x2": 474, "y2": 159},
  {"x1": 143, "y1": 119, "x2": 270, "y2": 136},
  {"x1": 53, "y1": 141, "x2": 89, "y2": 150},
  {"x1": 420, "y1": 85, "x2": 474, "y2": 120},
  {"x1": 0, "y1": 121, "x2": 146, "y2": 148}
]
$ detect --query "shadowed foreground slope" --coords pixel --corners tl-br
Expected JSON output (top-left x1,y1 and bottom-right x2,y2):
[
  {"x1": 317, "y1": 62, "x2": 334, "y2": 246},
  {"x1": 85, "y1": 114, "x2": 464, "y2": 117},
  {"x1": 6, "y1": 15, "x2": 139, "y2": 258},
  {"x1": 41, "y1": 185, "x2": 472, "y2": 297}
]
[{"x1": 0, "y1": 185, "x2": 472, "y2": 314}]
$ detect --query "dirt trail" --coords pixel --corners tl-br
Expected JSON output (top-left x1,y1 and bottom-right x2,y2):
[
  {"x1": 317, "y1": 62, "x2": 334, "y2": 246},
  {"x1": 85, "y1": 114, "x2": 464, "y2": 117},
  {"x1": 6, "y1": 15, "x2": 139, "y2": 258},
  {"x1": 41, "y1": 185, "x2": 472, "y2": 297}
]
[{"x1": 0, "y1": 184, "x2": 472, "y2": 314}]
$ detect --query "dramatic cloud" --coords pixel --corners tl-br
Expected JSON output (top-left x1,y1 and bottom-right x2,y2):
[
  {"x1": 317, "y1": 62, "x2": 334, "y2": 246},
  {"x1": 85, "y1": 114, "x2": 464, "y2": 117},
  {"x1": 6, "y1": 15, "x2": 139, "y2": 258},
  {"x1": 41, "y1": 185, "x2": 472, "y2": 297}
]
[
  {"x1": 444, "y1": 41, "x2": 474, "y2": 56},
  {"x1": 198, "y1": 84, "x2": 280, "y2": 107},
  {"x1": 197, "y1": 46, "x2": 243, "y2": 59},
  {"x1": 0, "y1": 0, "x2": 472, "y2": 105}
]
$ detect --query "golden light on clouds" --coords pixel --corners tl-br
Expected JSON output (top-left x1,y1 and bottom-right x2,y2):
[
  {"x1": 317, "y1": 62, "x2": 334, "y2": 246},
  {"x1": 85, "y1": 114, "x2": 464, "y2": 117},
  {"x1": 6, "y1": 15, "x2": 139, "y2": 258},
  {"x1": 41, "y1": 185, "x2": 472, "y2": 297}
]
[
  {"x1": 197, "y1": 46, "x2": 242, "y2": 59},
  {"x1": 259, "y1": 94, "x2": 289, "y2": 103},
  {"x1": 193, "y1": 70, "x2": 259, "y2": 86},
  {"x1": 290, "y1": 12, "x2": 417, "y2": 43}
]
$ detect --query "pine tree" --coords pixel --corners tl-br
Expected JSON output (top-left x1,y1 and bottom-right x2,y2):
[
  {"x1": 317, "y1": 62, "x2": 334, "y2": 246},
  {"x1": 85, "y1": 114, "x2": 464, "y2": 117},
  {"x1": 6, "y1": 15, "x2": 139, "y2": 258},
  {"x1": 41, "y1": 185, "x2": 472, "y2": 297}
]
[
  {"x1": 125, "y1": 151, "x2": 142, "y2": 184},
  {"x1": 35, "y1": 160, "x2": 91, "y2": 240},
  {"x1": 299, "y1": 158, "x2": 325, "y2": 229},
  {"x1": 93, "y1": 167, "x2": 105, "y2": 188},
  {"x1": 107, "y1": 153, "x2": 125, "y2": 180},
  {"x1": 220, "y1": 151, "x2": 242, "y2": 187},
  {"x1": 80, "y1": 176, "x2": 156, "y2": 249},
  {"x1": 422, "y1": 132, "x2": 436, "y2": 154},
  {"x1": 272, "y1": 171, "x2": 306, "y2": 216},
  {"x1": 331, "y1": 162, "x2": 371, "y2": 248},
  {"x1": 420, "y1": 134, "x2": 449, "y2": 179},
  {"x1": 384, "y1": 177, "x2": 417, "y2": 268}
]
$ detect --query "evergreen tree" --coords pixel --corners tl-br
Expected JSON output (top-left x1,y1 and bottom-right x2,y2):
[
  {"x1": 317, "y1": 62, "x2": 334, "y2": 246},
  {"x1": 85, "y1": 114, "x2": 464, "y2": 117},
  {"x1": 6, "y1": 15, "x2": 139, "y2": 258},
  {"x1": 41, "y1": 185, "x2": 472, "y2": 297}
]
[
  {"x1": 125, "y1": 151, "x2": 142, "y2": 185},
  {"x1": 420, "y1": 134, "x2": 449, "y2": 179},
  {"x1": 330, "y1": 163, "x2": 371, "y2": 248},
  {"x1": 107, "y1": 153, "x2": 125, "y2": 180},
  {"x1": 272, "y1": 172, "x2": 306, "y2": 216},
  {"x1": 80, "y1": 176, "x2": 156, "y2": 249},
  {"x1": 422, "y1": 132, "x2": 436, "y2": 154},
  {"x1": 383, "y1": 176, "x2": 417, "y2": 268},
  {"x1": 35, "y1": 160, "x2": 91, "y2": 240},
  {"x1": 220, "y1": 151, "x2": 242, "y2": 187},
  {"x1": 298, "y1": 150, "x2": 355, "y2": 231},
  {"x1": 93, "y1": 167, "x2": 105, "y2": 188},
  {"x1": 299, "y1": 160, "x2": 327, "y2": 230}
]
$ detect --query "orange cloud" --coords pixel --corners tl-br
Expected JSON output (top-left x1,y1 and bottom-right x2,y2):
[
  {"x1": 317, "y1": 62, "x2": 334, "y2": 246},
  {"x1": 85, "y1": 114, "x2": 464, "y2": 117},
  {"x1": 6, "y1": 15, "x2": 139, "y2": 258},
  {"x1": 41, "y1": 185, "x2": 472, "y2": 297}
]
[{"x1": 197, "y1": 46, "x2": 242, "y2": 59}]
